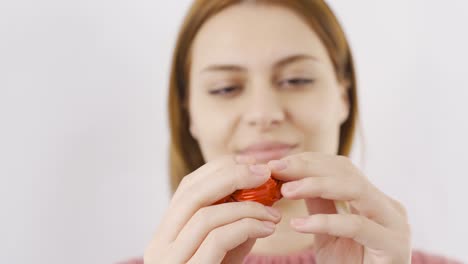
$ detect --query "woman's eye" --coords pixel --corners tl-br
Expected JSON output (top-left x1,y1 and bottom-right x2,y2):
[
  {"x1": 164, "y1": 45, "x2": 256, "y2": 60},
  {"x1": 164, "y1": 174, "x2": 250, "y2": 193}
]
[
  {"x1": 279, "y1": 78, "x2": 314, "y2": 88},
  {"x1": 208, "y1": 86, "x2": 240, "y2": 96}
]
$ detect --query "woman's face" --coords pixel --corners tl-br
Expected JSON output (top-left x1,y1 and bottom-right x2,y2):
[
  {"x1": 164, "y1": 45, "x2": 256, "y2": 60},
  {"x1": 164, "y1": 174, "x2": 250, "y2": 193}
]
[{"x1": 188, "y1": 4, "x2": 350, "y2": 164}]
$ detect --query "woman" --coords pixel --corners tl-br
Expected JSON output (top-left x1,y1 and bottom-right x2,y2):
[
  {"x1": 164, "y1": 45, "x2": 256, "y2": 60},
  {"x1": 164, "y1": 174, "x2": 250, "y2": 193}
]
[{"x1": 120, "y1": 0, "x2": 461, "y2": 263}]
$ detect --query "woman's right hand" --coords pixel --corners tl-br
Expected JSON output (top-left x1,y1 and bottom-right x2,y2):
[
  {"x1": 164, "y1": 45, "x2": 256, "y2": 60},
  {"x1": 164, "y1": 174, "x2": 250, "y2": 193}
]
[{"x1": 144, "y1": 156, "x2": 282, "y2": 264}]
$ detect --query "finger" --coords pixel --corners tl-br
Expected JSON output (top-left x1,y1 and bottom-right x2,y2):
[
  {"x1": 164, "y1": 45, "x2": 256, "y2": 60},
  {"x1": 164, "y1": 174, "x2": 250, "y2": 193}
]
[
  {"x1": 187, "y1": 218, "x2": 276, "y2": 264},
  {"x1": 281, "y1": 176, "x2": 403, "y2": 228},
  {"x1": 281, "y1": 176, "x2": 362, "y2": 201},
  {"x1": 170, "y1": 155, "x2": 255, "y2": 204},
  {"x1": 385, "y1": 194, "x2": 409, "y2": 219},
  {"x1": 156, "y1": 156, "x2": 272, "y2": 244},
  {"x1": 290, "y1": 214, "x2": 406, "y2": 252},
  {"x1": 169, "y1": 201, "x2": 281, "y2": 263},
  {"x1": 270, "y1": 153, "x2": 402, "y2": 228},
  {"x1": 171, "y1": 155, "x2": 245, "y2": 201},
  {"x1": 268, "y1": 152, "x2": 338, "y2": 181},
  {"x1": 174, "y1": 157, "x2": 271, "y2": 207}
]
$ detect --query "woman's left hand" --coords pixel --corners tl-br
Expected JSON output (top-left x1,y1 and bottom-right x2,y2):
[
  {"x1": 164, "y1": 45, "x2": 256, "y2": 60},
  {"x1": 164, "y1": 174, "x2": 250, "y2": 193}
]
[{"x1": 268, "y1": 152, "x2": 411, "y2": 264}]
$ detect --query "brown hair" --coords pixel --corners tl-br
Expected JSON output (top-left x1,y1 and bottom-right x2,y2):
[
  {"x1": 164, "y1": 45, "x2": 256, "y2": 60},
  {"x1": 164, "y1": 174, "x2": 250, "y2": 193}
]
[{"x1": 167, "y1": 0, "x2": 360, "y2": 193}]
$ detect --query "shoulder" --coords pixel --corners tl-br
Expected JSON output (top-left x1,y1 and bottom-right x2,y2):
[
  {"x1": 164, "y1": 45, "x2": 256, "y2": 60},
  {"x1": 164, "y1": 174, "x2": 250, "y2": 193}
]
[{"x1": 412, "y1": 249, "x2": 463, "y2": 264}]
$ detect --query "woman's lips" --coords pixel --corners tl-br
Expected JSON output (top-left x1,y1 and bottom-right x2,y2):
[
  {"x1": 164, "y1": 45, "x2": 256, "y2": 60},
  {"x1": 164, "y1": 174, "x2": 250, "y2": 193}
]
[{"x1": 239, "y1": 142, "x2": 297, "y2": 163}]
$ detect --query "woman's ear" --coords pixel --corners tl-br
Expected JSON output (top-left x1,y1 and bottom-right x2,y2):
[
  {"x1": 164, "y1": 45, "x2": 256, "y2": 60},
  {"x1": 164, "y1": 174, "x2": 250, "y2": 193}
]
[{"x1": 338, "y1": 79, "x2": 351, "y2": 124}]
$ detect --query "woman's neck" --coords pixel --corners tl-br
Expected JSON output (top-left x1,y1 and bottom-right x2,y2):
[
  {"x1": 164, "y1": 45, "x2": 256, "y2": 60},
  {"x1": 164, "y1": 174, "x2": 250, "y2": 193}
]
[{"x1": 249, "y1": 198, "x2": 315, "y2": 255}]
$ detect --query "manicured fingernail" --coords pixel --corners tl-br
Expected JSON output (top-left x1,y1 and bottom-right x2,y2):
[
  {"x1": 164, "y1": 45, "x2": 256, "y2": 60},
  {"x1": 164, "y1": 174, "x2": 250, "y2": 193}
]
[
  {"x1": 268, "y1": 160, "x2": 288, "y2": 171},
  {"x1": 262, "y1": 221, "x2": 276, "y2": 231},
  {"x1": 291, "y1": 217, "x2": 307, "y2": 226},
  {"x1": 283, "y1": 181, "x2": 300, "y2": 193},
  {"x1": 249, "y1": 164, "x2": 270, "y2": 177},
  {"x1": 235, "y1": 155, "x2": 256, "y2": 164},
  {"x1": 265, "y1": 206, "x2": 281, "y2": 218}
]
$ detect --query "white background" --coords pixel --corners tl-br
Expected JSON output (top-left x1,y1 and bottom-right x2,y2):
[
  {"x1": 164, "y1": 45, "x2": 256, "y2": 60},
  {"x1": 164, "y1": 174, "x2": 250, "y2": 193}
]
[{"x1": 1, "y1": 1, "x2": 467, "y2": 263}]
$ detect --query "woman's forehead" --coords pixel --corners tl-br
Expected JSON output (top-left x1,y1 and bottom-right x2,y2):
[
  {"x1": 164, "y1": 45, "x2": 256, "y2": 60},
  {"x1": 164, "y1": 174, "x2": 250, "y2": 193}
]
[{"x1": 190, "y1": 4, "x2": 330, "y2": 72}]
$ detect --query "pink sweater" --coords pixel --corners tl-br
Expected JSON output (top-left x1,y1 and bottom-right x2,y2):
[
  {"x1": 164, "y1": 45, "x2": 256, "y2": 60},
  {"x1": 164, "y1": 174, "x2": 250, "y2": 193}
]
[{"x1": 118, "y1": 249, "x2": 462, "y2": 264}]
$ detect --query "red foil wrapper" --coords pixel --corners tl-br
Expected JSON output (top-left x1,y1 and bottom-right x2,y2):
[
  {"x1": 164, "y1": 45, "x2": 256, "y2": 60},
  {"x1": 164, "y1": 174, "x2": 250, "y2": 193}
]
[{"x1": 213, "y1": 177, "x2": 283, "y2": 206}]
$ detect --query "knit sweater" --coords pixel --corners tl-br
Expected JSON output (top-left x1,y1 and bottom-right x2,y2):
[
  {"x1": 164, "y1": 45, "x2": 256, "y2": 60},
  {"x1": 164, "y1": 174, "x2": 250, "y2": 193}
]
[{"x1": 117, "y1": 248, "x2": 462, "y2": 264}]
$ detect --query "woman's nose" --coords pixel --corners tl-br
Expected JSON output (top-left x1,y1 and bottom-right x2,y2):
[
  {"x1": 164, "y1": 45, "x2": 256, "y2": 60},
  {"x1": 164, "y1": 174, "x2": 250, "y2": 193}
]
[{"x1": 243, "y1": 91, "x2": 286, "y2": 129}]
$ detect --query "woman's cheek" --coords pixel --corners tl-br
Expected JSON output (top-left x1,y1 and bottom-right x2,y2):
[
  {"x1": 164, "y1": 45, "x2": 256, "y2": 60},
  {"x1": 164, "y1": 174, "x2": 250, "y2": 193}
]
[
  {"x1": 195, "y1": 108, "x2": 238, "y2": 159},
  {"x1": 291, "y1": 97, "x2": 344, "y2": 154},
  {"x1": 197, "y1": 112, "x2": 226, "y2": 139},
  {"x1": 289, "y1": 97, "x2": 325, "y2": 123}
]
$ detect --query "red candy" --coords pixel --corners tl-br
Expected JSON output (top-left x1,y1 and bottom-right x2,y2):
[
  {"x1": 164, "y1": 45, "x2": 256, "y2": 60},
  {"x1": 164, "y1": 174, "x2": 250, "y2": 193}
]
[{"x1": 213, "y1": 177, "x2": 283, "y2": 206}]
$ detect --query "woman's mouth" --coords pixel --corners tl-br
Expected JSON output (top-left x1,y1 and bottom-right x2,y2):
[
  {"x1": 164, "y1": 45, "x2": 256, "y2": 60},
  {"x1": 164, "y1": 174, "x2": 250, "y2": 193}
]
[{"x1": 238, "y1": 141, "x2": 298, "y2": 163}]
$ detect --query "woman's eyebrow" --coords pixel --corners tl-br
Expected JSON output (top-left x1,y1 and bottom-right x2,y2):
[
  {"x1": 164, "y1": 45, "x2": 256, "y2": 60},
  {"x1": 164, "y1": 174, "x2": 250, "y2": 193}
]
[
  {"x1": 274, "y1": 54, "x2": 319, "y2": 69},
  {"x1": 200, "y1": 54, "x2": 318, "y2": 74},
  {"x1": 200, "y1": 64, "x2": 246, "y2": 74}
]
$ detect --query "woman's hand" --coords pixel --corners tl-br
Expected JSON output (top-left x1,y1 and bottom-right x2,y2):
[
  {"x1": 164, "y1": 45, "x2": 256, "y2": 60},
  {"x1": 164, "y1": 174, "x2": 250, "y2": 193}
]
[
  {"x1": 268, "y1": 152, "x2": 411, "y2": 264},
  {"x1": 144, "y1": 156, "x2": 282, "y2": 264}
]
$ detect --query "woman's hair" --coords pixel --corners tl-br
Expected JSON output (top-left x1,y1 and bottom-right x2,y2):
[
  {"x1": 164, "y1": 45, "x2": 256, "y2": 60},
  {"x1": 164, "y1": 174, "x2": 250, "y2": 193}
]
[{"x1": 167, "y1": 0, "x2": 360, "y2": 193}]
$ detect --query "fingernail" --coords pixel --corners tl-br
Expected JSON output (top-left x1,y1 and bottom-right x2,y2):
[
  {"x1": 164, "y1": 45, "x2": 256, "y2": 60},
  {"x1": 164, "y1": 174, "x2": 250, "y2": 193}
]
[
  {"x1": 249, "y1": 164, "x2": 270, "y2": 177},
  {"x1": 268, "y1": 160, "x2": 288, "y2": 171},
  {"x1": 291, "y1": 217, "x2": 307, "y2": 226},
  {"x1": 265, "y1": 206, "x2": 281, "y2": 218},
  {"x1": 283, "y1": 181, "x2": 300, "y2": 193},
  {"x1": 263, "y1": 221, "x2": 276, "y2": 231}
]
